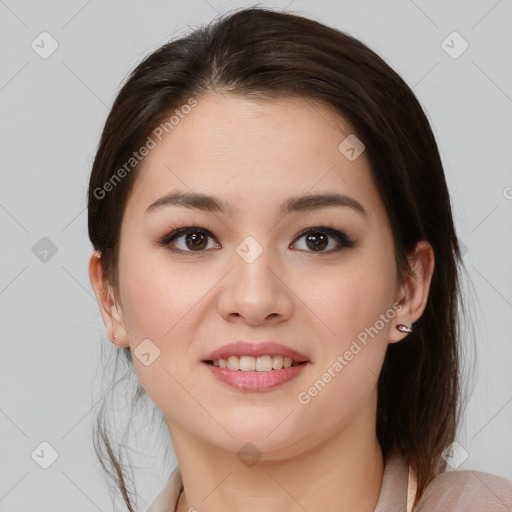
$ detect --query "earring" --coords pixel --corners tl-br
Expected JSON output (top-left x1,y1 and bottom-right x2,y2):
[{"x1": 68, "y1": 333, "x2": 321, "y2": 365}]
[
  {"x1": 114, "y1": 334, "x2": 118, "y2": 339},
  {"x1": 396, "y1": 323, "x2": 413, "y2": 333}
]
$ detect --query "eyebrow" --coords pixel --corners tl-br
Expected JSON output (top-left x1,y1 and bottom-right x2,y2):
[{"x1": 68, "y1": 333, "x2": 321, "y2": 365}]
[{"x1": 145, "y1": 190, "x2": 368, "y2": 219}]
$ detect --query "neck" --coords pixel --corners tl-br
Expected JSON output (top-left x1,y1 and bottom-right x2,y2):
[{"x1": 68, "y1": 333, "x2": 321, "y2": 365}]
[{"x1": 168, "y1": 402, "x2": 384, "y2": 512}]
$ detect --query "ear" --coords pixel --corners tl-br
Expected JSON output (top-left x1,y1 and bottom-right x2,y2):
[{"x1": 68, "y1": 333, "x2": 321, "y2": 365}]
[
  {"x1": 389, "y1": 240, "x2": 435, "y2": 344},
  {"x1": 88, "y1": 250, "x2": 130, "y2": 348}
]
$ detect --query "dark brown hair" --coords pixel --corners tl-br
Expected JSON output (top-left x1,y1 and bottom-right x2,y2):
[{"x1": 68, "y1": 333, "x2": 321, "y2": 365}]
[{"x1": 88, "y1": 6, "x2": 471, "y2": 510}]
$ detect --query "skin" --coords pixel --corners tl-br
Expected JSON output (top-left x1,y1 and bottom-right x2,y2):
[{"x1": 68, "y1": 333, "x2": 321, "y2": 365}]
[{"x1": 89, "y1": 90, "x2": 434, "y2": 512}]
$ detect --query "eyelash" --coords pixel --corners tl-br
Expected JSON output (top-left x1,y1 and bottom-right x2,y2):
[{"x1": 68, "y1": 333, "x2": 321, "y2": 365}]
[{"x1": 157, "y1": 222, "x2": 356, "y2": 256}]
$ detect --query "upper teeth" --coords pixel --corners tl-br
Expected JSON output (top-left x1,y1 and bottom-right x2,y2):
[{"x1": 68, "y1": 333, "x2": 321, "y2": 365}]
[{"x1": 212, "y1": 355, "x2": 299, "y2": 371}]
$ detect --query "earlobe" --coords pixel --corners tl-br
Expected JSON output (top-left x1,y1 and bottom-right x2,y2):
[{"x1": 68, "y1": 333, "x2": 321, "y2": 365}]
[
  {"x1": 88, "y1": 250, "x2": 130, "y2": 348},
  {"x1": 389, "y1": 240, "x2": 435, "y2": 344}
]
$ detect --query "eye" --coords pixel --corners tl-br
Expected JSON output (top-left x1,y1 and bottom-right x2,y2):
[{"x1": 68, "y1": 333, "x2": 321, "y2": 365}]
[
  {"x1": 291, "y1": 226, "x2": 355, "y2": 253},
  {"x1": 159, "y1": 225, "x2": 220, "y2": 254},
  {"x1": 158, "y1": 224, "x2": 355, "y2": 255}
]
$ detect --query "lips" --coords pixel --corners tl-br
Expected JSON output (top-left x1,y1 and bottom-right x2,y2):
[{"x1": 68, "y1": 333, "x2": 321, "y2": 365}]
[{"x1": 202, "y1": 341, "x2": 309, "y2": 363}]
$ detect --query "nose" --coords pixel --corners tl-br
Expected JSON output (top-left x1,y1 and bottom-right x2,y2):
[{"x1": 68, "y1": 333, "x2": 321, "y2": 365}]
[{"x1": 217, "y1": 244, "x2": 294, "y2": 326}]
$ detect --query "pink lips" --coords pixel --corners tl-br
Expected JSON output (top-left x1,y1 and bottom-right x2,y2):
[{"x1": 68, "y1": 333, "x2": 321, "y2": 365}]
[
  {"x1": 203, "y1": 362, "x2": 308, "y2": 391},
  {"x1": 202, "y1": 341, "x2": 309, "y2": 363},
  {"x1": 202, "y1": 341, "x2": 310, "y2": 392}
]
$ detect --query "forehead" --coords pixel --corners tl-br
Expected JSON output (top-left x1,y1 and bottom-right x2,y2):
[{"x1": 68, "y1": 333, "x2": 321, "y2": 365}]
[{"x1": 125, "y1": 91, "x2": 384, "y2": 225}]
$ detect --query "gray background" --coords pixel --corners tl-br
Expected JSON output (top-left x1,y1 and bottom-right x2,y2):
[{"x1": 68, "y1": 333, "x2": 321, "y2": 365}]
[{"x1": 1, "y1": 0, "x2": 511, "y2": 510}]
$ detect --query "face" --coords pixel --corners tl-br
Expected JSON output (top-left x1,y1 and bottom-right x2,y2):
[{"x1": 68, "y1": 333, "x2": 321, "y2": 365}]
[{"x1": 92, "y1": 90, "x2": 416, "y2": 460}]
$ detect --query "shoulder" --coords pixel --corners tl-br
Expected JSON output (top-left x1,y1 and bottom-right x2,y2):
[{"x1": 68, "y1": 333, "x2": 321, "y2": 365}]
[{"x1": 414, "y1": 468, "x2": 512, "y2": 511}]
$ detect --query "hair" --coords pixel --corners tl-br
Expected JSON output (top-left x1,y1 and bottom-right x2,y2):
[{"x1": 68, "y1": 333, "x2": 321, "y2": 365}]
[{"x1": 88, "y1": 6, "x2": 473, "y2": 511}]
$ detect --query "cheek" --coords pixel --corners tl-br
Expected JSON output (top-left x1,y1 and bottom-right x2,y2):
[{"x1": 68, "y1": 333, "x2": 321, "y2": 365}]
[
  {"x1": 295, "y1": 280, "x2": 393, "y2": 432},
  {"x1": 305, "y1": 260, "x2": 397, "y2": 350},
  {"x1": 118, "y1": 248, "x2": 220, "y2": 411},
  {"x1": 297, "y1": 253, "x2": 396, "y2": 403},
  {"x1": 120, "y1": 246, "x2": 207, "y2": 342}
]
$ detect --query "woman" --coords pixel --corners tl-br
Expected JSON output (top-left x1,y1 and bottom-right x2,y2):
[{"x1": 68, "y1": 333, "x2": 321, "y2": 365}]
[{"x1": 87, "y1": 7, "x2": 512, "y2": 512}]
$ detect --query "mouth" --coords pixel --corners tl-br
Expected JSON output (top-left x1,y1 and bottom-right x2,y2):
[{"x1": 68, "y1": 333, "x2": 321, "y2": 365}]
[
  {"x1": 203, "y1": 355, "x2": 308, "y2": 371},
  {"x1": 202, "y1": 357, "x2": 310, "y2": 392},
  {"x1": 201, "y1": 341, "x2": 310, "y2": 390}
]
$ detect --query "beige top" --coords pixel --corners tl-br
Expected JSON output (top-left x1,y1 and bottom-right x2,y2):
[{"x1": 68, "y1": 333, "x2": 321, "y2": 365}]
[{"x1": 145, "y1": 452, "x2": 512, "y2": 511}]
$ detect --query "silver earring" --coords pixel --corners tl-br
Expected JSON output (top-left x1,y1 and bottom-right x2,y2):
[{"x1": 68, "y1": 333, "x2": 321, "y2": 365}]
[
  {"x1": 397, "y1": 323, "x2": 413, "y2": 333},
  {"x1": 114, "y1": 334, "x2": 118, "y2": 339}
]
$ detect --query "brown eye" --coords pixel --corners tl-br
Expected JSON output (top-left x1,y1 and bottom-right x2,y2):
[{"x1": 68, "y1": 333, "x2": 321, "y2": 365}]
[
  {"x1": 184, "y1": 231, "x2": 209, "y2": 250},
  {"x1": 161, "y1": 227, "x2": 220, "y2": 253},
  {"x1": 291, "y1": 227, "x2": 355, "y2": 253},
  {"x1": 304, "y1": 231, "x2": 329, "y2": 251}
]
